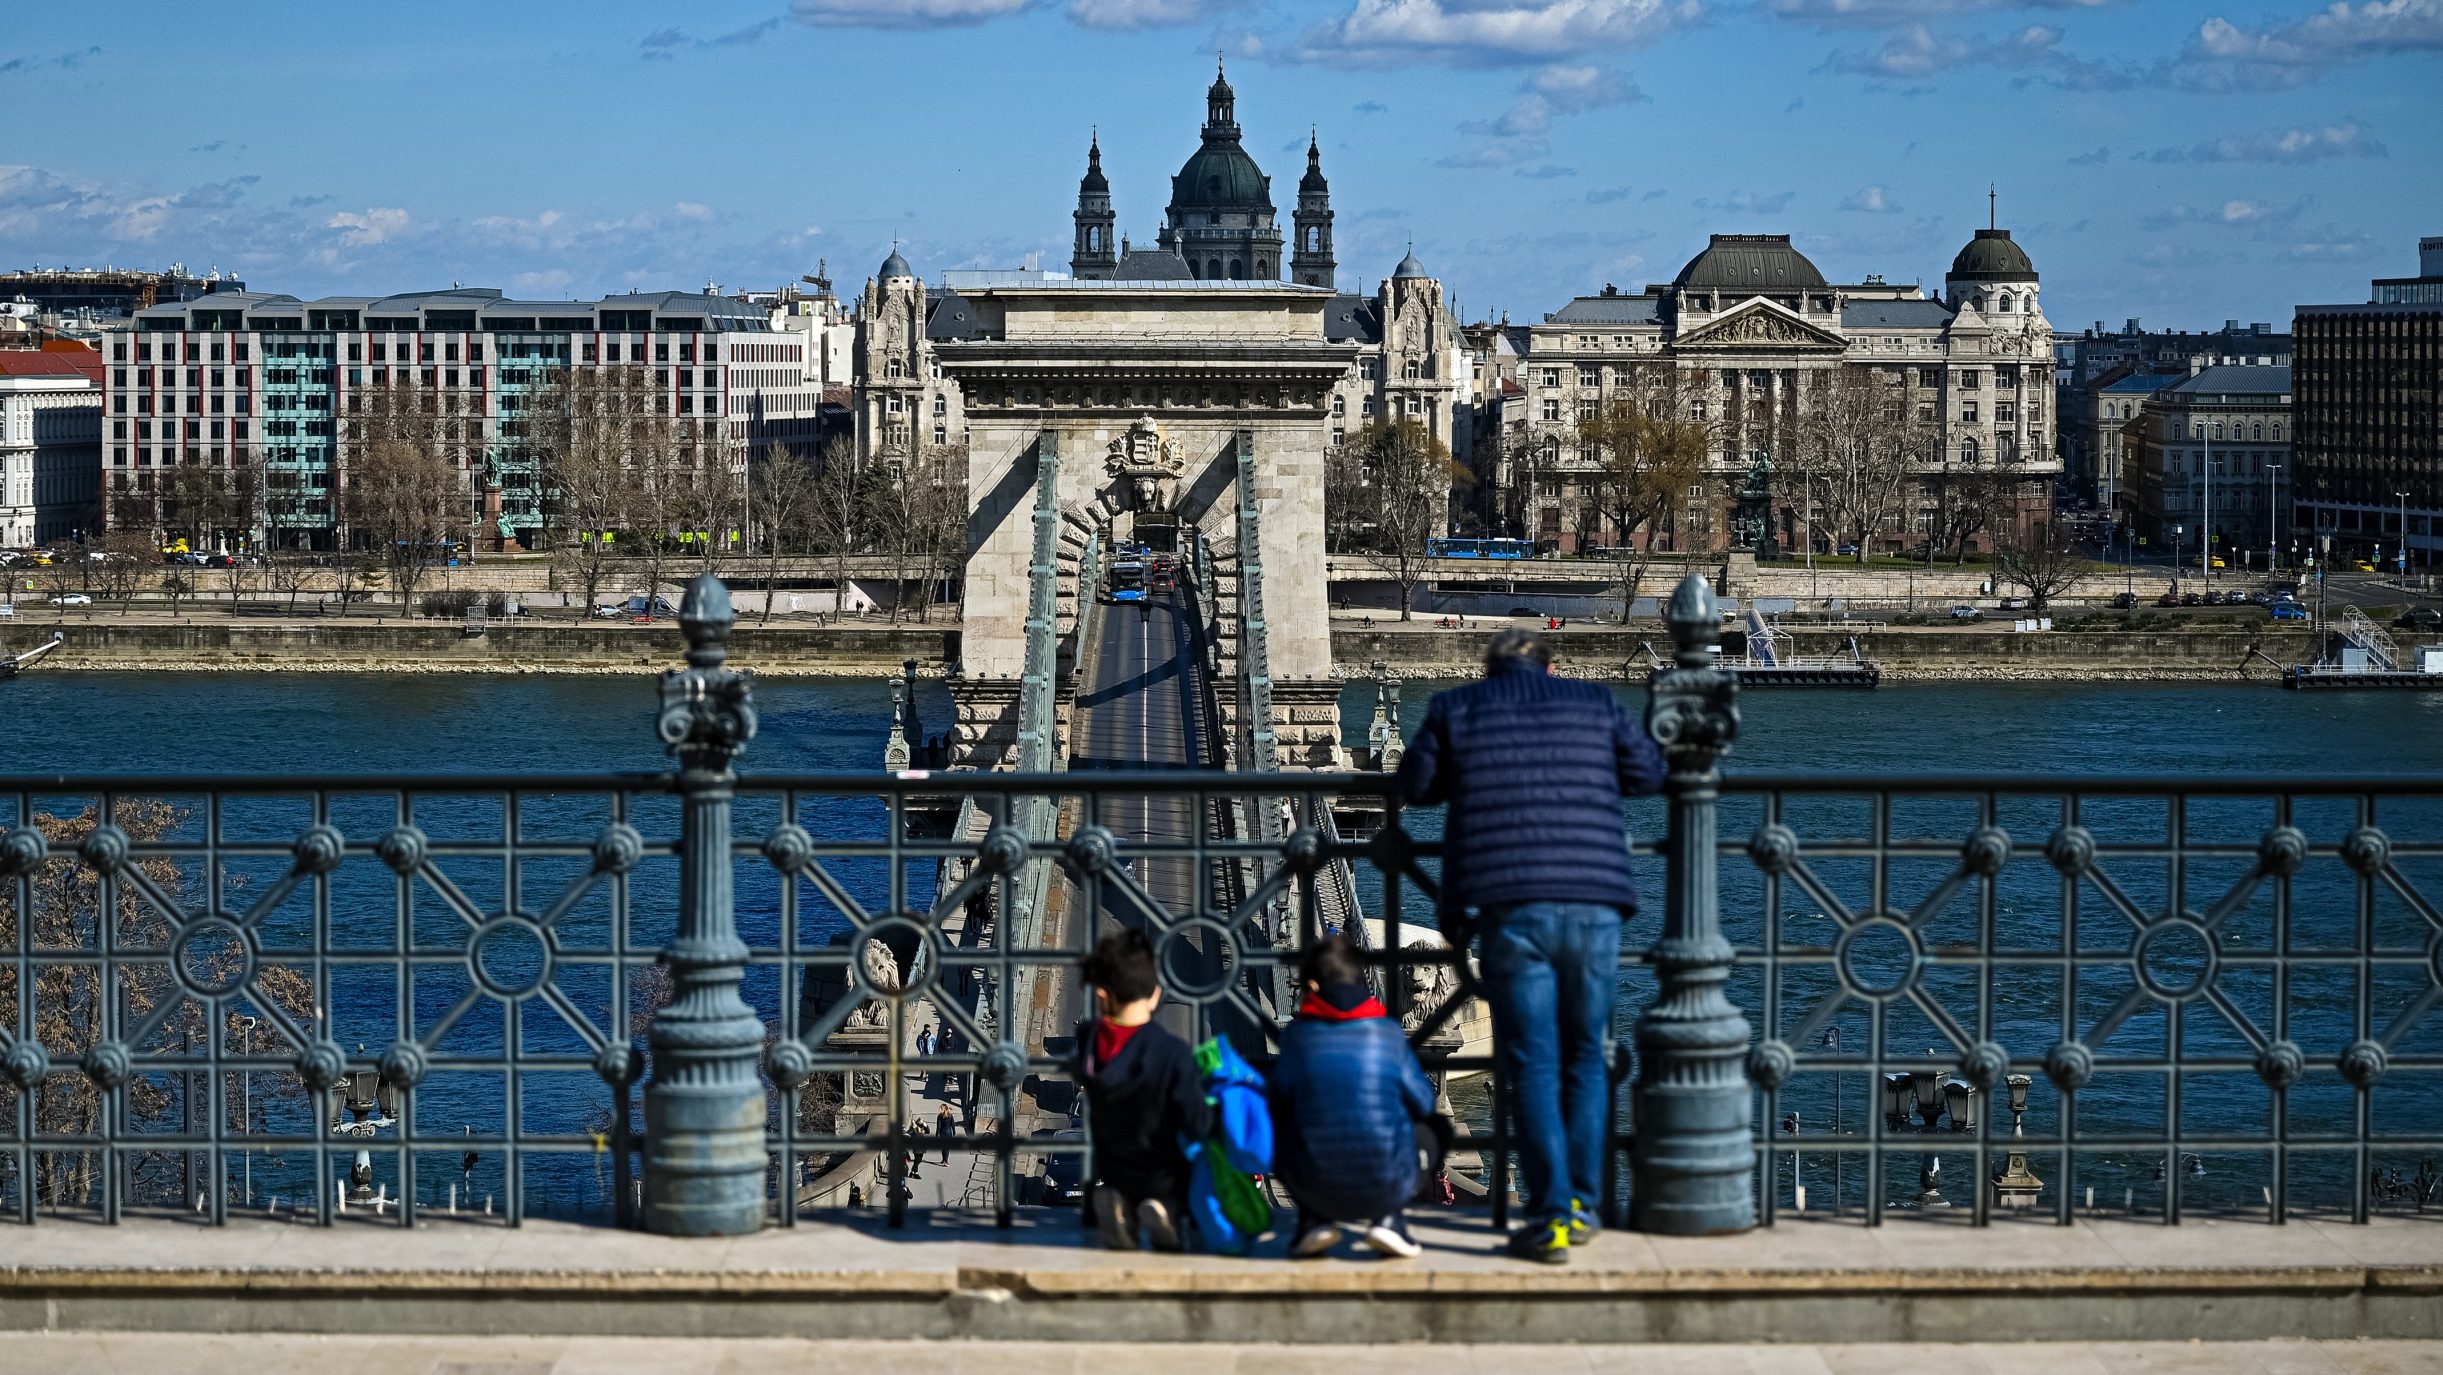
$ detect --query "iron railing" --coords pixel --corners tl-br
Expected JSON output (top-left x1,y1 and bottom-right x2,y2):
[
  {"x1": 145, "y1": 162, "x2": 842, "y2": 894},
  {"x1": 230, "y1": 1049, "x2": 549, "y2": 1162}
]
[{"x1": 3, "y1": 573, "x2": 2438, "y2": 1235}]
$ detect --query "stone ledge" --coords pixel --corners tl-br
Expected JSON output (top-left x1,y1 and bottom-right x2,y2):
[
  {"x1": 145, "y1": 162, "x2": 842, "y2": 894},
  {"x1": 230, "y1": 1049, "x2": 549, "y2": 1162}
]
[{"x1": 4, "y1": 1212, "x2": 2438, "y2": 1344}]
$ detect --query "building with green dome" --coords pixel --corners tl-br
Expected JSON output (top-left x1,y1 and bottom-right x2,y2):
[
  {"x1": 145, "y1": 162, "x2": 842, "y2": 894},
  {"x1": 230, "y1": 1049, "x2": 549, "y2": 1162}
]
[{"x1": 1069, "y1": 58, "x2": 1331, "y2": 289}]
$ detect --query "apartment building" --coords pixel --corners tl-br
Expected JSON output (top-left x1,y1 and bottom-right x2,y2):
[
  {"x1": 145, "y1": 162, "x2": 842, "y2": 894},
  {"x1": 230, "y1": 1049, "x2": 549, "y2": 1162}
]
[{"x1": 110, "y1": 287, "x2": 818, "y2": 550}]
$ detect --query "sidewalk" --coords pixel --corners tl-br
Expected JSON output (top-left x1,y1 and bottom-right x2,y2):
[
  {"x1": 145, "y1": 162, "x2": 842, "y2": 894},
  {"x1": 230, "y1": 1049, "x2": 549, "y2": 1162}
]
[
  {"x1": 6, "y1": 1209, "x2": 2437, "y2": 1346},
  {"x1": 1, "y1": 1332, "x2": 2431, "y2": 1374}
]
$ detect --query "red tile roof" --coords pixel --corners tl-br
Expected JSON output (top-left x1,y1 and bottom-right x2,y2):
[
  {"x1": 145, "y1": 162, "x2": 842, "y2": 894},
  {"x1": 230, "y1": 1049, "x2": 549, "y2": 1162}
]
[{"x1": 0, "y1": 350, "x2": 104, "y2": 383}]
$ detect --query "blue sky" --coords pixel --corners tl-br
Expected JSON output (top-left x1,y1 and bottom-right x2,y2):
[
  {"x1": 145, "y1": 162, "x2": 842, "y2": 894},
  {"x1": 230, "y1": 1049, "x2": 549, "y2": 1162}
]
[{"x1": 3, "y1": 1, "x2": 2437, "y2": 331}]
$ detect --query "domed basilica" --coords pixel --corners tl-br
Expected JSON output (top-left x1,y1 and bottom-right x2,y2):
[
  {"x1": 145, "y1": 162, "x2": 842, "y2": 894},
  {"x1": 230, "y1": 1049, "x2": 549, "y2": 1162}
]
[{"x1": 1069, "y1": 59, "x2": 1336, "y2": 289}]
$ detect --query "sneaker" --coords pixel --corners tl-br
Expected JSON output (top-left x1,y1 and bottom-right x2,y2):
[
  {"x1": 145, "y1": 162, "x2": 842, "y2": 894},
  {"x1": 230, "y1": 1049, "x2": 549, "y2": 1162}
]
[
  {"x1": 1504, "y1": 1218, "x2": 1571, "y2": 1265},
  {"x1": 1137, "y1": 1197, "x2": 1184, "y2": 1253},
  {"x1": 1290, "y1": 1217, "x2": 1344, "y2": 1259},
  {"x1": 1566, "y1": 1198, "x2": 1599, "y2": 1246},
  {"x1": 1362, "y1": 1214, "x2": 1421, "y2": 1259},
  {"x1": 1091, "y1": 1185, "x2": 1136, "y2": 1251}
]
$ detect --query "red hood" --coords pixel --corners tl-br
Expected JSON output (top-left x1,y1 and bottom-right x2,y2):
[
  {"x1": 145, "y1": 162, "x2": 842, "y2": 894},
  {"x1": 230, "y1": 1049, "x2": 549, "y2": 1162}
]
[{"x1": 1297, "y1": 989, "x2": 1389, "y2": 1022}]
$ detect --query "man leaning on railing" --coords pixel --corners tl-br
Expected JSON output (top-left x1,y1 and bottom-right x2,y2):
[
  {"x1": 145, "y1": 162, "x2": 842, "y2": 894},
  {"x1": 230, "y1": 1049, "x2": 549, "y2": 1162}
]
[{"x1": 1396, "y1": 627, "x2": 1667, "y2": 1264}]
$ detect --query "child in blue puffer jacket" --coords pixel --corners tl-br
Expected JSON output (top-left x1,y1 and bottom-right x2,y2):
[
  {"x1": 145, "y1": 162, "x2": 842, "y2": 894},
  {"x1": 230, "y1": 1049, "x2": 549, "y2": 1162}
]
[{"x1": 1268, "y1": 933, "x2": 1440, "y2": 1259}]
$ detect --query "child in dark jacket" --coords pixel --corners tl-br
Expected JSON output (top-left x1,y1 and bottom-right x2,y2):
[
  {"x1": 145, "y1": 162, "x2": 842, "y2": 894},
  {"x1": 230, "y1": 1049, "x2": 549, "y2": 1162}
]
[
  {"x1": 1269, "y1": 934, "x2": 1439, "y2": 1259},
  {"x1": 1077, "y1": 929, "x2": 1213, "y2": 1251}
]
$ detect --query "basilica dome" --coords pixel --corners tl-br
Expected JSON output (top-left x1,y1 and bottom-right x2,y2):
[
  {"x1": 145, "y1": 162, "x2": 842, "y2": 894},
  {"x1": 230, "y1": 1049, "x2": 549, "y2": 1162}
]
[{"x1": 1172, "y1": 141, "x2": 1272, "y2": 212}]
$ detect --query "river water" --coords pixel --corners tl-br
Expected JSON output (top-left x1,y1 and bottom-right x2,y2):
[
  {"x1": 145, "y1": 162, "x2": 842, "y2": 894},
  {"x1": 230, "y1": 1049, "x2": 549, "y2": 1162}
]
[{"x1": 2, "y1": 673, "x2": 2435, "y2": 1220}]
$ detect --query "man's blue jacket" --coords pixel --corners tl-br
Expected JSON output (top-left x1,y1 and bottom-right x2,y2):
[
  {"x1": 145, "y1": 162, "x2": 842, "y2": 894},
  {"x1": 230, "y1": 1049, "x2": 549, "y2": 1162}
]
[{"x1": 1395, "y1": 656, "x2": 1668, "y2": 918}]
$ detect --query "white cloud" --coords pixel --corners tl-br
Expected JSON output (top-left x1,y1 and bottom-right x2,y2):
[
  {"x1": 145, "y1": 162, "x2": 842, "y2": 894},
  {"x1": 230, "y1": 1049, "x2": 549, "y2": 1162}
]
[
  {"x1": 1840, "y1": 184, "x2": 1901, "y2": 212},
  {"x1": 1437, "y1": 136, "x2": 1552, "y2": 168},
  {"x1": 327, "y1": 207, "x2": 411, "y2": 246},
  {"x1": 674, "y1": 200, "x2": 714, "y2": 220},
  {"x1": 1824, "y1": 20, "x2": 2132, "y2": 86},
  {"x1": 2143, "y1": 119, "x2": 2385, "y2": 164},
  {"x1": 1695, "y1": 189, "x2": 1796, "y2": 214},
  {"x1": 1768, "y1": 0, "x2": 2110, "y2": 25},
  {"x1": 2141, "y1": 197, "x2": 2312, "y2": 231},
  {"x1": 2181, "y1": 0, "x2": 2443, "y2": 90},
  {"x1": 790, "y1": 0, "x2": 1032, "y2": 27},
  {"x1": 1067, "y1": 0, "x2": 1243, "y2": 27},
  {"x1": 513, "y1": 269, "x2": 575, "y2": 294},
  {"x1": 1296, "y1": 0, "x2": 1703, "y2": 67},
  {"x1": 1455, "y1": 62, "x2": 1643, "y2": 158}
]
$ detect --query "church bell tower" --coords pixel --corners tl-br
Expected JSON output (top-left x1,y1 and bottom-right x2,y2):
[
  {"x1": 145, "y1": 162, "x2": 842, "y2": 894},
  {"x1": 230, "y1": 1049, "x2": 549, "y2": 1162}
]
[
  {"x1": 1291, "y1": 131, "x2": 1335, "y2": 289},
  {"x1": 1071, "y1": 131, "x2": 1118, "y2": 280}
]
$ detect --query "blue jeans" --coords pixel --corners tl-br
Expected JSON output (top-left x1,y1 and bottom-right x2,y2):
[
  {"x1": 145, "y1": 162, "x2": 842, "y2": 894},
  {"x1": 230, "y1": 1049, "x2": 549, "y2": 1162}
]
[{"x1": 1480, "y1": 902, "x2": 1620, "y2": 1227}]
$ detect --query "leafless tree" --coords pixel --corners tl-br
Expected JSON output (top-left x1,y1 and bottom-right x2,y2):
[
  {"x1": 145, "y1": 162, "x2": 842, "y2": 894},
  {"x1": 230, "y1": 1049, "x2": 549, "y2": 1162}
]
[
  {"x1": 1791, "y1": 368, "x2": 1932, "y2": 563},
  {"x1": 343, "y1": 379, "x2": 462, "y2": 611},
  {"x1": 92, "y1": 533, "x2": 151, "y2": 611},
  {"x1": 1992, "y1": 513, "x2": 2085, "y2": 609},
  {"x1": 1333, "y1": 418, "x2": 1467, "y2": 621},
  {"x1": 531, "y1": 367, "x2": 654, "y2": 611},
  {"x1": 806, "y1": 436, "x2": 876, "y2": 620},
  {"x1": 747, "y1": 443, "x2": 820, "y2": 623},
  {"x1": 1578, "y1": 363, "x2": 1711, "y2": 619},
  {"x1": 873, "y1": 444, "x2": 966, "y2": 624}
]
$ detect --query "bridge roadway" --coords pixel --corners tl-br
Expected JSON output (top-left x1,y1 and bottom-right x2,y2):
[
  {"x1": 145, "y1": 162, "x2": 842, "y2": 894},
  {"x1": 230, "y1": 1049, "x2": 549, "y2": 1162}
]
[{"x1": 1065, "y1": 582, "x2": 1254, "y2": 1047}]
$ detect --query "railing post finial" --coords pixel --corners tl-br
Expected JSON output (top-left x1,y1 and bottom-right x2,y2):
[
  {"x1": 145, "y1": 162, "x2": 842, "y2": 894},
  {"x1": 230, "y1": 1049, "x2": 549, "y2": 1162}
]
[
  {"x1": 646, "y1": 573, "x2": 766, "y2": 1235},
  {"x1": 1633, "y1": 572, "x2": 1754, "y2": 1235}
]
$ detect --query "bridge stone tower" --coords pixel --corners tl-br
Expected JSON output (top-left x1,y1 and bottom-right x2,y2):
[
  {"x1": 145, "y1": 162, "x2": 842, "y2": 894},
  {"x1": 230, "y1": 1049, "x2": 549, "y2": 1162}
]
[{"x1": 933, "y1": 279, "x2": 1349, "y2": 772}]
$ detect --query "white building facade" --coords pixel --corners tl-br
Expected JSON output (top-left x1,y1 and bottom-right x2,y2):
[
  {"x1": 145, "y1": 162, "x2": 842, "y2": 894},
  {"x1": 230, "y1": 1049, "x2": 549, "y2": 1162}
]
[{"x1": 0, "y1": 357, "x2": 104, "y2": 548}]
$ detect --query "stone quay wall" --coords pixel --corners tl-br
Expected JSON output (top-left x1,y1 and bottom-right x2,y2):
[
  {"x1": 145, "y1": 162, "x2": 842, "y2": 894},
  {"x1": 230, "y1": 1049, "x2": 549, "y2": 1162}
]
[{"x1": 2, "y1": 620, "x2": 958, "y2": 676}]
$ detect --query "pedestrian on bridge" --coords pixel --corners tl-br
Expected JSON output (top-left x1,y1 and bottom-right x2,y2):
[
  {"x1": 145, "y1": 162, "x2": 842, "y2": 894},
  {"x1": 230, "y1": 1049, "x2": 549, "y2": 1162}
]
[{"x1": 1396, "y1": 627, "x2": 1667, "y2": 1264}]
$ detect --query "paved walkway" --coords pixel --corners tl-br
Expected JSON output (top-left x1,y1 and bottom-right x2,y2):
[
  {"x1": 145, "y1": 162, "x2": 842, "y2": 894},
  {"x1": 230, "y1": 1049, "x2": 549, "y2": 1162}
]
[{"x1": 3, "y1": 1333, "x2": 2437, "y2": 1374}]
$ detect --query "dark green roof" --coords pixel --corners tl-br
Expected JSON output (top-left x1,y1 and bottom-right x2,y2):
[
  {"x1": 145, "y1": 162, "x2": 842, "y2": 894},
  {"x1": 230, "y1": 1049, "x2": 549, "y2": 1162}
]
[
  {"x1": 1172, "y1": 139, "x2": 1271, "y2": 211},
  {"x1": 1949, "y1": 229, "x2": 2035, "y2": 282},
  {"x1": 1671, "y1": 234, "x2": 1826, "y2": 291}
]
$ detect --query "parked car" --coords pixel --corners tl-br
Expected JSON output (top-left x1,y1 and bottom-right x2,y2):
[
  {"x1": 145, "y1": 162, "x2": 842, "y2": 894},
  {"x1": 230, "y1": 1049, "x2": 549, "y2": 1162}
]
[
  {"x1": 2270, "y1": 601, "x2": 2309, "y2": 621},
  {"x1": 2110, "y1": 591, "x2": 2139, "y2": 609},
  {"x1": 2397, "y1": 607, "x2": 2443, "y2": 633},
  {"x1": 622, "y1": 595, "x2": 681, "y2": 619},
  {"x1": 2181, "y1": 592, "x2": 2204, "y2": 607},
  {"x1": 2200, "y1": 590, "x2": 2225, "y2": 606},
  {"x1": 51, "y1": 593, "x2": 92, "y2": 606},
  {"x1": 2155, "y1": 591, "x2": 2181, "y2": 608},
  {"x1": 1948, "y1": 605, "x2": 1983, "y2": 621},
  {"x1": 1997, "y1": 596, "x2": 2027, "y2": 612},
  {"x1": 591, "y1": 603, "x2": 627, "y2": 619},
  {"x1": 1835, "y1": 543, "x2": 1860, "y2": 557}
]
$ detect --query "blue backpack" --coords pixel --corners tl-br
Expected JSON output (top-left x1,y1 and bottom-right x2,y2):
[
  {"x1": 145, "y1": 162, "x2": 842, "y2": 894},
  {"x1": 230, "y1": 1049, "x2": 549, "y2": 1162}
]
[{"x1": 1183, "y1": 1034, "x2": 1273, "y2": 1254}]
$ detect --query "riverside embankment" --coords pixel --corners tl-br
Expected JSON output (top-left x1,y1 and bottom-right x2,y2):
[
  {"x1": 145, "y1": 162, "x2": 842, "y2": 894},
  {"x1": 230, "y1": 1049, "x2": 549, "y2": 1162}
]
[
  {"x1": 0, "y1": 615, "x2": 957, "y2": 676},
  {"x1": 1337, "y1": 622, "x2": 2323, "y2": 682},
  {"x1": 7, "y1": 614, "x2": 2321, "y2": 681}
]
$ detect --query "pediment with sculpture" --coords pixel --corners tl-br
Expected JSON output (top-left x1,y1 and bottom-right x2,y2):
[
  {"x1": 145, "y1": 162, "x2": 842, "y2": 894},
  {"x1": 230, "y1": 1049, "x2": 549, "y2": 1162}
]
[{"x1": 1675, "y1": 300, "x2": 1847, "y2": 352}]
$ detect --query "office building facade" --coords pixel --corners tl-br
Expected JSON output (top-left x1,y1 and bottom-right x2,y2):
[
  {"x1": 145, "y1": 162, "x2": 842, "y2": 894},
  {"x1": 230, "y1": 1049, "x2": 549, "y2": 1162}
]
[{"x1": 111, "y1": 288, "x2": 816, "y2": 550}]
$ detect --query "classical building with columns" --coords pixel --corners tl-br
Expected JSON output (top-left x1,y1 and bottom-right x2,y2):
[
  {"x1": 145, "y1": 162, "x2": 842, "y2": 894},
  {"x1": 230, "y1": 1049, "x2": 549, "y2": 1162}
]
[
  {"x1": 850, "y1": 62, "x2": 1466, "y2": 468},
  {"x1": 1512, "y1": 226, "x2": 2057, "y2": 555}
]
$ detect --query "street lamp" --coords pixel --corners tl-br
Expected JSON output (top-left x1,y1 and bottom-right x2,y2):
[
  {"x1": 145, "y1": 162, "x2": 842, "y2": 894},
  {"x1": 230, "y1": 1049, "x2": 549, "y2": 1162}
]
[
  {"x1": 329, "y1": 1054, "x2": 399, "y2": 1208},
  {"x1": 1994, "y1": 1074, "x2": 2043, "y2": 1210},
  {"x1": 2399, "y1": 491, "x2": 2413, "y2": 589},
  {"x1": 234, "y1": 1013, "x2": 258, "y2": 1208},
  {"x1": 2266, "y1": 464, "x2": 2283, "y2": 577},
  {"x1": 2172, "y1": 524, "x2": 2185, "y2": 590}
]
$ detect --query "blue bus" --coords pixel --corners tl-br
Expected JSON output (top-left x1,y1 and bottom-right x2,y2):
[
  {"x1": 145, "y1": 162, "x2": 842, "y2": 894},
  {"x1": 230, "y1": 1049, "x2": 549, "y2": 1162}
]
[
  {"x1": 1106, "y1": 561, "x2": 1146, "y2": 602},
  {"x1": 1427, "y1": 537, "x2": 1534, "y2": 560}
]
